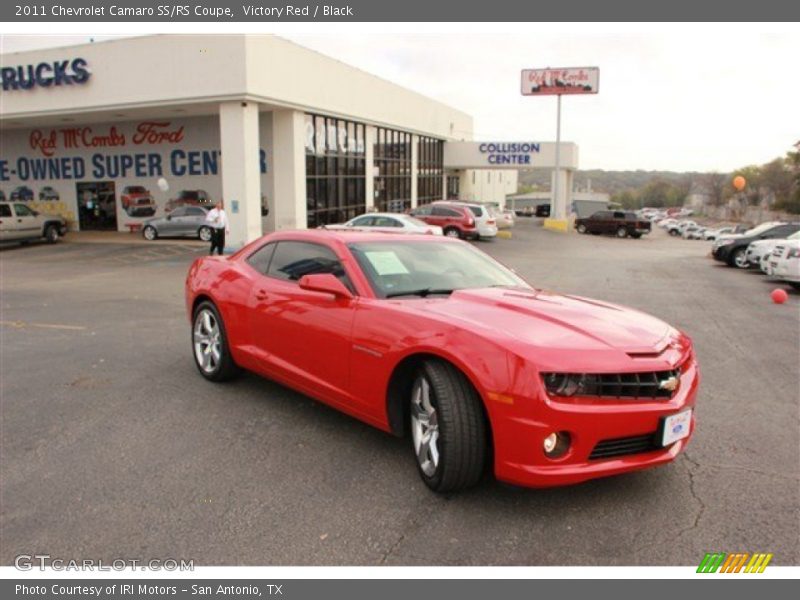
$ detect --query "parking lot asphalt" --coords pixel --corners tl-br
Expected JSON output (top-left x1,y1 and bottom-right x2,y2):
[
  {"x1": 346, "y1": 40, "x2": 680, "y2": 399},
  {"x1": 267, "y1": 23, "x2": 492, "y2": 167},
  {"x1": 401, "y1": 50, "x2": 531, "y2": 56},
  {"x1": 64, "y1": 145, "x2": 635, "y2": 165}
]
[{"x1": 1, "y1": 221, "x2": 798, "y2": 566}]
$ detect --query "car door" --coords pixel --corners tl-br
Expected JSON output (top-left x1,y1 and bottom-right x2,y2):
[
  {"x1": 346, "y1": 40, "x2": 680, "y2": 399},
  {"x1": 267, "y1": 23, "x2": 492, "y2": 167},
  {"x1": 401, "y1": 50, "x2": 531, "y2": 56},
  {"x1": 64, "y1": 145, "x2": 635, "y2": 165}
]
[
  {"x1": 12, "y1": 203, "x2": 40, "y2": 240},
  {"x1": 163, "y1": 207, "x2": 190, "y2": 236},
  {"x1": 185, "y1": 207, "x2": 207, "y2": 236},
  {"x1": 0, "y1": 204, "x2": 17, "y2": 241},
  {"x1": 247, "y1": 240, "x2": 357, "y2": 401}
]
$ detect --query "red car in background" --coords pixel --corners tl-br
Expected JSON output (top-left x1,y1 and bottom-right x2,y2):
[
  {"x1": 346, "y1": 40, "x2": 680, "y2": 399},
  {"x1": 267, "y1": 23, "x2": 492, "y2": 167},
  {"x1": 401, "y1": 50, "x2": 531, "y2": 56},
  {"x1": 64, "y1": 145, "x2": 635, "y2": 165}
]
[
  {"x1": 410, "y1": 202, "x2": 478, "y2": 239},
  {"x1": 185, "y1": 230, "x2": 698, "y2": 492}
]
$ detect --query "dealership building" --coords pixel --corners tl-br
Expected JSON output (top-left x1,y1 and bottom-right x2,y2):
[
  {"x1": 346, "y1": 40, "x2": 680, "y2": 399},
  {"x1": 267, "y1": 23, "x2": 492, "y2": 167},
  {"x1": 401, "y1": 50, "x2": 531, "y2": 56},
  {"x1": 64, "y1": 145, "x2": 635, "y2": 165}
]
[{"x1": 0, "y1": 35, "x2": 581, "y2": 248}]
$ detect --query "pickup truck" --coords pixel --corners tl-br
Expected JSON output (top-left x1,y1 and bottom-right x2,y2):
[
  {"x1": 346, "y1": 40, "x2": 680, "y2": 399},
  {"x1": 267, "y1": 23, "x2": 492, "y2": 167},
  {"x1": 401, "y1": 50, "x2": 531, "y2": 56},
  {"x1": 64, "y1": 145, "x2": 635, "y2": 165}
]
[
  {"x1": 575, "y1": 210, "x2": 651, "y2": 238},
  {"x1": 0, "y1": 201, "x2": 68, "y2": 244}
]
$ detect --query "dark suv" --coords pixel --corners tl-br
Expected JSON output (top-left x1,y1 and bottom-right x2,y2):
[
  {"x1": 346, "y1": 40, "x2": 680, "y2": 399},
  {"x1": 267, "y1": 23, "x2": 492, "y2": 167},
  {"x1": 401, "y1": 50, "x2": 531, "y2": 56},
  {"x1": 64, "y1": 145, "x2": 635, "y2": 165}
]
[
  {"x1": 575, "y1": 210, "x2": 651, "y2": 238},
  {"x1": 712, "y1": 221, "x2": 800, "y2": 268}
]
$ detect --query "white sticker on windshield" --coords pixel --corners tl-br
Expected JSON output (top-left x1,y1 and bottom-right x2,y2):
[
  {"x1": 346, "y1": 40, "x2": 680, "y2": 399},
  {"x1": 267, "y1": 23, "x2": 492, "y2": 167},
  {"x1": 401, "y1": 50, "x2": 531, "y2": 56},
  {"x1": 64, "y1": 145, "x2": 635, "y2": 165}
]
[{"x1": 364, "y1": 251, "x2": 409, "y2": 276}]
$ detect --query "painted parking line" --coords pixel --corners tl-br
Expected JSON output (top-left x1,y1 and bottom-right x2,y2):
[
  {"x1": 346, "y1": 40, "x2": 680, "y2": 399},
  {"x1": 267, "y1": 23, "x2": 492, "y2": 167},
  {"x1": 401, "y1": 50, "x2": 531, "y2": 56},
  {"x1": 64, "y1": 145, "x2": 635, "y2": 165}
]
[{"x1": 0, "y1": 320, "x2": 87, "y2": 331}]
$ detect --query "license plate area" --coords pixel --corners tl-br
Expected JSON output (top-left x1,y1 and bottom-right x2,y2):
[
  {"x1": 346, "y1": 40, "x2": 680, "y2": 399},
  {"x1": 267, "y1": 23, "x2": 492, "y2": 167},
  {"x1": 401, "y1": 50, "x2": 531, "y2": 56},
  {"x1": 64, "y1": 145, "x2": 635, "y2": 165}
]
[{"x1": 658, "y1": 408, "x2": 692, "y2": 447}]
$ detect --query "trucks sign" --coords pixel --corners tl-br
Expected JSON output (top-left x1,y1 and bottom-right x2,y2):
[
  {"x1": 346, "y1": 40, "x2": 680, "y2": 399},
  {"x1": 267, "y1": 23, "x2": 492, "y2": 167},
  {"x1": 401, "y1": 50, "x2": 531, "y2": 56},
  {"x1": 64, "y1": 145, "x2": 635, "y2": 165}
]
[{"x1": 521, "y1": 67, "x2": 599, "y2": 96}]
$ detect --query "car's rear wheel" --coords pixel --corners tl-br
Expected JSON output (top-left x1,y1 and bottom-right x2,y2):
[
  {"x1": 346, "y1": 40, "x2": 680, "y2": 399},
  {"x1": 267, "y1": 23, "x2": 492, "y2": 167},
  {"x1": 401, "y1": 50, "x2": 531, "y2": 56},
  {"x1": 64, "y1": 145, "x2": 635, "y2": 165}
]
[
  {"x1": 198, "y1": 226, "x2": 212, "y2": 242},
  {"x1": 192, "y1": 301, "x2": 240, "y2": 382},
  {"x1": 443, "y1": 227, "x2": 461, "y2": 239},
  {"x1": 44, "y1": 224, "x2": 59, "y2": 244},
  {"x1": 143, "y1": 225, "x2": 158, "y2": 241},
  {"x1": 631, "y1": 233, "x2": 642, "y2": 239},
  {"x1": 669, "y1": 229, "x2": 680, "y2": 236},
  {"x1": 616, "y1": 227, "x2": 628, "y2": 238},
  {"x1": 410, "y1": 360, "x2": 487, "y2": 493},
  {"x1": 730, "y1": 247, "x2": 749, "y2": 269},
  {"x1": 577, "y1": 223, "x2": 587, "y2": 234}
]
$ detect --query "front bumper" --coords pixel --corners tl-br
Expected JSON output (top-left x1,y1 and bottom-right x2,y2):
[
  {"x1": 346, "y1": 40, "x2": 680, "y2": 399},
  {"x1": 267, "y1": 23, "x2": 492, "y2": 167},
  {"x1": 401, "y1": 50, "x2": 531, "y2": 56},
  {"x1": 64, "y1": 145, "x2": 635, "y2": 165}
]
[{"x1": 490, "y1": 358, "x2": 699, "y2": 488}]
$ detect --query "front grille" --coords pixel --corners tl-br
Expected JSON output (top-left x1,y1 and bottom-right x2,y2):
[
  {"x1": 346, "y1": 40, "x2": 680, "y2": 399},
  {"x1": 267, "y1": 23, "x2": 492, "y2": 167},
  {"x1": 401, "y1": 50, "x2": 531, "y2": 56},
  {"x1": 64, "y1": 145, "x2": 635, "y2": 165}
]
[
  {"x1": 542, "y1": 369, "x2": 682, "y2": 399},
  {"x1": 589, "y1": 433, "x2": 660, "y2": 460},
  {"x1": 581, "y1": 369, "x2": 681, "y2": 399}
]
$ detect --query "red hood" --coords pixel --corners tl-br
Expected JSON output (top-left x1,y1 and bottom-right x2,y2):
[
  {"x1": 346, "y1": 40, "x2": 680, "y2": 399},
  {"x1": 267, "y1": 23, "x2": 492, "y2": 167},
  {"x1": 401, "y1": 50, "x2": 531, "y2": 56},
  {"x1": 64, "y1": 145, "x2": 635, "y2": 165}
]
[{"x1": 400, "y1": 287, "x2": 684, "y2": 371}]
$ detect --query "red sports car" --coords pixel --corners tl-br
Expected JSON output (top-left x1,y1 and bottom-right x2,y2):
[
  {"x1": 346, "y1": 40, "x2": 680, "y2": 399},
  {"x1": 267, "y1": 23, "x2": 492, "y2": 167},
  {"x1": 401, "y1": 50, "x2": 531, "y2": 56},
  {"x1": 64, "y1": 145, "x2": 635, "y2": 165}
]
[{"x1": 185, "y1": 230, "x2": 698, "y2": 492}]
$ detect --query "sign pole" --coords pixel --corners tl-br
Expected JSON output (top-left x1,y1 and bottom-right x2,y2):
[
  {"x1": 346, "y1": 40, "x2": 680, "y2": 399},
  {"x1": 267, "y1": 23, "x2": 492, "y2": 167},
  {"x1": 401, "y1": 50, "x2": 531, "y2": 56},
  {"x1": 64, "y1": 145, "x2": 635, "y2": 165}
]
[{"x1": 553, "y1": 93, "x2": 562, "y2": 220}]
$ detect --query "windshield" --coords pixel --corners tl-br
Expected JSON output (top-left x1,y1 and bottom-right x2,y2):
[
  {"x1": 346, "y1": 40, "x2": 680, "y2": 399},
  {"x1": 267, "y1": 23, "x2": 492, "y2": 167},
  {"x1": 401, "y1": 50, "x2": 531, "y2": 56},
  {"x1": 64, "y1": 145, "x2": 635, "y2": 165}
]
[
  {"x1": 127, "y1": 186, "x2": 146, "y2": 193},
  {"x1": 744, "y1": 222, "x2": 780, "y2": 236},
  {"x1": 404, "y1": 216, "x2": 431, "y2": 228},
  {"x1": 788, "y1": 231, "x2": 800, "y2": 240},
  {"x1": 348, "y1": 240, "x2": 529, "y2": 299}
]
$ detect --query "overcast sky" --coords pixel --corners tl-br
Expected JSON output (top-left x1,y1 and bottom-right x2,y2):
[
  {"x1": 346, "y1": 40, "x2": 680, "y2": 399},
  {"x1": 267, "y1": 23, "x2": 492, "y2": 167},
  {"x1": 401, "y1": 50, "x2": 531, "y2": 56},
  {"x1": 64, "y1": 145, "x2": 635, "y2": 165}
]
[{"x1": 2, "y1": 31, "x2": 798, "y2": 172}]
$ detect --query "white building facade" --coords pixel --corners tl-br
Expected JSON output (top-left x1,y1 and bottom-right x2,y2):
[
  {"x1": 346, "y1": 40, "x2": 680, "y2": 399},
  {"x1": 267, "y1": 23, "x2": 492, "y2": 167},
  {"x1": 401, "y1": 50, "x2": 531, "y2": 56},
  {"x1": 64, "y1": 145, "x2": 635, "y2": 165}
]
[{"x1": 0, "y1": 35, "x2": 521, "y2": 248}]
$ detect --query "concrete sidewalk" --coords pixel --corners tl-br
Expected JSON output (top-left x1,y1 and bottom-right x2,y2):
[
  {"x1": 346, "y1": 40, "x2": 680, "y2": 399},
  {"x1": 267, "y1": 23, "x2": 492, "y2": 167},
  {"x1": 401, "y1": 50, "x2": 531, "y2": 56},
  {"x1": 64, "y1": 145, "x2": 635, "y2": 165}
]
[{"x1": 63, "y1": 230, "x2": 206, "y2": 247}]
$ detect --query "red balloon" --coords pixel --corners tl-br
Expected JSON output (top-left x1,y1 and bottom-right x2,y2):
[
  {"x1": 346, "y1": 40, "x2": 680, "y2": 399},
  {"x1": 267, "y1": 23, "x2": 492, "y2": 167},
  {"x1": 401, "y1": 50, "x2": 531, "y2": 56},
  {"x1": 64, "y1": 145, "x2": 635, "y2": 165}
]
[{"x1": 771, "y1": 288, "x2": 788, "y2": 304}]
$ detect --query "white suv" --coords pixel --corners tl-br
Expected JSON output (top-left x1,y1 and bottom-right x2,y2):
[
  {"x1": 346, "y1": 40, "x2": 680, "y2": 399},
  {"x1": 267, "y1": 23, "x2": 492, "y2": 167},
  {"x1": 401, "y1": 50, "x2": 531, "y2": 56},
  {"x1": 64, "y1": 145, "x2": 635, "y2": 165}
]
[
  {"x1": 446, "y1": 201, "x2": 498, "y2": 239},
  {"x1": 0, "y1": 201, "x2": 67, "y2": 244}
]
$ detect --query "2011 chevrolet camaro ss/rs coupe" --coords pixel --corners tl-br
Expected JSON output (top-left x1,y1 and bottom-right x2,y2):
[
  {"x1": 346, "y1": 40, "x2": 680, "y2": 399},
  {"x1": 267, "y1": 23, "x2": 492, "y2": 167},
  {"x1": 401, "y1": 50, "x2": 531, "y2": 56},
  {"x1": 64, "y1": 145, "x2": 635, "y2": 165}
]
[{"x1": 185, "y1": 230, "x2": 699, "y2": 492}]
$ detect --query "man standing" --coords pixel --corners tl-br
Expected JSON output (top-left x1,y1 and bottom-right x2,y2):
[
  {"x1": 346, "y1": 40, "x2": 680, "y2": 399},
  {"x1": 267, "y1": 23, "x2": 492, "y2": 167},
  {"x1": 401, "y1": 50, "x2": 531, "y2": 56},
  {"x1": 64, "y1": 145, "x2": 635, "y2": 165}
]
[{"x1": 205, "y1": 200, "x2": 229, "y2": 256}]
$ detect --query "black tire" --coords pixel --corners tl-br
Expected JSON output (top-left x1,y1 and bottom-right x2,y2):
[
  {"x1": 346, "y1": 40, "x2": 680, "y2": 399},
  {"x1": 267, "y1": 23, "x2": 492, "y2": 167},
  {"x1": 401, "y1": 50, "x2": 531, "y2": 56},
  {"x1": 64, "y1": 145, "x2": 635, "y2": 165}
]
[
  {"x1": 191, "y1": 301, "x2": 241, "y2": 382},
  {"x1": 669, "y1": 229, "x2": 680, "y2": 236},
  {"x1": 616, "y1": 227, "x2": 628, "y2": 238},
  {"x1": 44, "y1": 224, "x2": 59, "y2": 244},
  {"x1": 142, "y1": 225, "x2": 158, "y2": 241},
  {"x1": 410, "y1": 360, "x2": 488, "y2": 493},
  {"x1": 577, "y1": 223, "x2": 587, "y2": 234},
  {"x1": 443, "y1": 227, "x2": 462, "y2": 239},
  {"x1": 789, "y1": 282, "x2": 800, "y2": 290},
  {"x1": 631, "y1": 233, "x2": 642, "y2": 239},
  {"x1": 728, "y1": 247, "x2": 749, "y2": 269},
  {"x1": 198, "y1": 226, "x2": 212, "y2": 242}
]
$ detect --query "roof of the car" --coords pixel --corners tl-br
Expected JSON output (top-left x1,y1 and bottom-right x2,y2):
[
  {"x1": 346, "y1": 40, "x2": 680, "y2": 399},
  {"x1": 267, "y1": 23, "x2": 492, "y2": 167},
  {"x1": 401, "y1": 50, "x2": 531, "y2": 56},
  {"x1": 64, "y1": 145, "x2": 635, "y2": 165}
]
[{"x1": 352, "y1": 212, "x2": 410, "y2": 219}]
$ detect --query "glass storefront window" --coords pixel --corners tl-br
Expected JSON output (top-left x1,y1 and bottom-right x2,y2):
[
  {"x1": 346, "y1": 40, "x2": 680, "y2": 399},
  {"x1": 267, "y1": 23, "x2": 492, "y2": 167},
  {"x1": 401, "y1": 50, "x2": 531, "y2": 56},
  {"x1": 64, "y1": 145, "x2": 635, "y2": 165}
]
[
  {"x1": 374, "y1": 127, "x2": 412, "y2": 213},
  {"x1": 417, "y1": 136, "x2": 444, "y2": 205},
  {"x1": 305, "y1": 114, "x2": 366, "y2": 227}
]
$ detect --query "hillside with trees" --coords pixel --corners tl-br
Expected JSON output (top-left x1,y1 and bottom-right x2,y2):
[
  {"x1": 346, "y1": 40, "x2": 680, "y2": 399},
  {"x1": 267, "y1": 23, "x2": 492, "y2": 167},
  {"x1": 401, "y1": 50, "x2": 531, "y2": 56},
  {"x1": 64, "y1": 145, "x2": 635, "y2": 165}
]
[{"x1": 517, "y1": 143, "x2": 800, "y2": 214}]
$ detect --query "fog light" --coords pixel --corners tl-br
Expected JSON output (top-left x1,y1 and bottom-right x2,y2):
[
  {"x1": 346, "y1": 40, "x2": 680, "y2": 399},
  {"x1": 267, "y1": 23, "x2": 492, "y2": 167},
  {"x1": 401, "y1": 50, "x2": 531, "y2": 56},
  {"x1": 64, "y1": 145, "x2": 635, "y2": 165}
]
[{"x1": 543, "y1": 431, "x2": 571, "y2": 458}]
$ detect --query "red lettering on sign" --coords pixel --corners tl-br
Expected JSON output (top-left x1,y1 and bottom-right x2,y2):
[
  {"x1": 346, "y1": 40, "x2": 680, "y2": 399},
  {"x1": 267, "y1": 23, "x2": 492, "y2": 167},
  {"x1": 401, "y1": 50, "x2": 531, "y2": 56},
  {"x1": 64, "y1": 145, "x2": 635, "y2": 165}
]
[
  {"x1": 133, "y1": 121, "x2": 185, "y2": 145},
  {"x1": 29, "y1": 129, "x2": 57, "y2": 157}
]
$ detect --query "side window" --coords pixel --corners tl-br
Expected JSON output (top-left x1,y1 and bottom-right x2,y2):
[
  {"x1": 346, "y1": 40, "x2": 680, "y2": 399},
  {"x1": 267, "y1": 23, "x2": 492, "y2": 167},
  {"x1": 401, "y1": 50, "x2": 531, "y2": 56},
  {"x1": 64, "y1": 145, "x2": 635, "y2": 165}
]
[
  {"x1": 613, "y1": 212, "x2": 626, "y2": 220},
  {"x1": 374, "y1": 217, "x2": 402, "y2": 227},
  {"x1": 14, "y1": 204, "x2": 34, "y2": 217},
  {"x1": 0, "y1": 204, "x2": 11, "y2": 217},
  {"x1": 246, "y1": 242, "x2": 276, "y2": 275},
  {"x1": 268, "y1": 241, "x2": 354, "y2": 292},
  {"x1": 170, "y1": 207, "x2": 187, "y2": 217},
  {"x1": 350, "y1": 216, "x2": 374, "y2": 227},
  {"x1": 414, "y1": 205, "x2": 432, "y2": 216},
  {"x1": 187, "y1": 207, "x2": 206, "y2": 217}
]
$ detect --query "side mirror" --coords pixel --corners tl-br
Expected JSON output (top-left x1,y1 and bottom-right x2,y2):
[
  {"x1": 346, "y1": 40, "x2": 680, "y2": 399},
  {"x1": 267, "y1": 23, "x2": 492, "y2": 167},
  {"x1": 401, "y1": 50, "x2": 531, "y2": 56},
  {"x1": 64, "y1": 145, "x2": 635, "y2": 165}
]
[{"x1": 298, "y1": 273, "x2": 353, "y2": 300}]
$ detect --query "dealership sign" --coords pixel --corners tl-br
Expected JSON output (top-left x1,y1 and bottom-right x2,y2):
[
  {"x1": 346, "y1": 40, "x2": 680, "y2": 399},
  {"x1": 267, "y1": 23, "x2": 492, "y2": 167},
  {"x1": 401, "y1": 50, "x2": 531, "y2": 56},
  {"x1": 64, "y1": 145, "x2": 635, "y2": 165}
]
[
  {"x1": 520, "y1": 67, "x2": 599, "y2": 96},
  {"x1": 1, "y1": 58, "x2": 91, "y2": 91},
  {"x1": 443, "y1": 141, "x2": 578, "y2": 170}
]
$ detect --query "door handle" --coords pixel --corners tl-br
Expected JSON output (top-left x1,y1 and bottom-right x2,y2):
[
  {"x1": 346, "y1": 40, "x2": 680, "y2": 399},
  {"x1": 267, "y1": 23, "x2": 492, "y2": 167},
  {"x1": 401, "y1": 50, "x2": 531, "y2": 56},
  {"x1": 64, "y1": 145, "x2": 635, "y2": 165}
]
[{"x1": 255, "y1": 289, "x2": 269, "y2": 301}]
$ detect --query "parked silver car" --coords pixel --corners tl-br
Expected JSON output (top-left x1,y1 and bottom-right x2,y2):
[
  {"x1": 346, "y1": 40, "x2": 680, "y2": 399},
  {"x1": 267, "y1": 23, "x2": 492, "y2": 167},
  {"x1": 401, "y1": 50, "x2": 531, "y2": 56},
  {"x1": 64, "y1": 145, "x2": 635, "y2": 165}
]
[{"x1": 142, "y1": 206, "x2": 212, "y2": 241}]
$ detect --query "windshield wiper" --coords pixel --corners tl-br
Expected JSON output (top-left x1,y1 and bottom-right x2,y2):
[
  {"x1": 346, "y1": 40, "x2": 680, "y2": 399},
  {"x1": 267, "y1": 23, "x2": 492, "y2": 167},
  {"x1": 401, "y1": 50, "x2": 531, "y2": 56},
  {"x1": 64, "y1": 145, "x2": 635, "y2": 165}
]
[{"x1": 385, "y1": 288, "x2": 454, "y2": 298}]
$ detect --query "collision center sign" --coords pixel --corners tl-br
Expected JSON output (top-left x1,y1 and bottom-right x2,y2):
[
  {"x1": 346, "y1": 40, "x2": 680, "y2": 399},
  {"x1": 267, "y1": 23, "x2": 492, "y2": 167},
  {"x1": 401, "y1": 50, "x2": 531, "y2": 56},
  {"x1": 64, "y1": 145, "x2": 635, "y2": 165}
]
[{"x1": 521, "y1": 67, "x2": 599, "y2": 95}]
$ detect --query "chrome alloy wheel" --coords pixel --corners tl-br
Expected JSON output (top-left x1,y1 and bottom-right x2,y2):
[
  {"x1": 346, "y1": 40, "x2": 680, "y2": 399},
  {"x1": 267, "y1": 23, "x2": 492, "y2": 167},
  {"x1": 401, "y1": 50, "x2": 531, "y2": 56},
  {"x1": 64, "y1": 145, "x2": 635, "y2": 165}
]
[
  {"x1": 193, "y1": 309, "x2": 222, "y2": 373},
  {"x1": 411, "y1": 375, "x2": 440, "y2": 477}
]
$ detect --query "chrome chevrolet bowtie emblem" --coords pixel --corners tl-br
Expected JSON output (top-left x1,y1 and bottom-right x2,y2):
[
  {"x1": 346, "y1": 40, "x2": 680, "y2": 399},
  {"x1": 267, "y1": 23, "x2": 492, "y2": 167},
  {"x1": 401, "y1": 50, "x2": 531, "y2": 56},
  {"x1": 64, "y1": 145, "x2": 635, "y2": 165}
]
[{"x1": 659, "y1": 376, "x2": 679, "y2": 392}]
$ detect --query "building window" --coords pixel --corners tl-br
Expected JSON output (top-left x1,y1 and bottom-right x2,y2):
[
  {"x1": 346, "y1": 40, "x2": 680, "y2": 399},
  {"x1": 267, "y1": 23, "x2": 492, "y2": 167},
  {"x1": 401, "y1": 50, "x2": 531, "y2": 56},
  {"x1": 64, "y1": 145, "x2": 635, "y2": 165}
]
[
  {"x1": 374, "y1": 127, "x2": 412, "y2": 213},
  {"x1": 305, "y1": 114, "x2": 366, "y2": 227},
  {"x1": 417, "y1": 136, "x2": 444, "y2": 205},
  {"x1": 446, "y1": 175, "x2": 460, "y2": 199}
]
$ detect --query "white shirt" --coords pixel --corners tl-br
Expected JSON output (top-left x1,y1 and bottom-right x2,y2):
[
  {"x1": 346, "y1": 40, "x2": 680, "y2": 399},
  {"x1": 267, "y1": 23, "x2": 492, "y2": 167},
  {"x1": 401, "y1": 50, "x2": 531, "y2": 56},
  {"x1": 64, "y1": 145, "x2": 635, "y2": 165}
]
[{"x1": 205, "y1": 207, "x2": 229, "y2": 231}]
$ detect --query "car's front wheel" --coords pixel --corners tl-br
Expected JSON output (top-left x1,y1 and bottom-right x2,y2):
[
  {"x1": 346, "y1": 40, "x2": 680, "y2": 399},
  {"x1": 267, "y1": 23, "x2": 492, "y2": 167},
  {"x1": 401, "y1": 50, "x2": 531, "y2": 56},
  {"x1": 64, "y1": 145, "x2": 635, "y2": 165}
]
[
  {"x1": 192, "y1": 301, "x2": 240, "y2": 382},
  {"x1": 44, "y1": 224, "x2": 59, "y2": 244},
  {"x1": 198, "y1": 226, "x2": 213, "y2": 242},
  {"x1": 443, "y1": 227, "x2": 461, "y2": 239},
  {"x1": 730, "y1": 247, "x2": 749, "y2": 269},
  {"x1": 410, "y1": 360, "x2": 487, "y2": 493},
  {"x1": 143, "y1": 225, "x2": 158, "y2": 241}
]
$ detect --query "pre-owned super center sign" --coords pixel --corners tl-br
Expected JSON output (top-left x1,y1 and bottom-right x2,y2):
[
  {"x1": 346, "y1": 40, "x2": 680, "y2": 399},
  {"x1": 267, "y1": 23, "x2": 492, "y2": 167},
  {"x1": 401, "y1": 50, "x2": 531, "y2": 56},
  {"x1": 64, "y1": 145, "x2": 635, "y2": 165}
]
[{"x1": 520, "y1": 67, "x2": 599, "y2": 95}]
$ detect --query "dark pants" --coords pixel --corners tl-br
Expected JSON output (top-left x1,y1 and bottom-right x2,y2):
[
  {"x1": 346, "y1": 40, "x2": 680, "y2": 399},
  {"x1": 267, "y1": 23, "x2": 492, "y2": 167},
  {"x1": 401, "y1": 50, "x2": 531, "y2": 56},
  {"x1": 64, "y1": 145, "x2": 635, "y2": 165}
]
[{"x1": 209, "y1": 228, "x2": 225, "y2": 255}]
